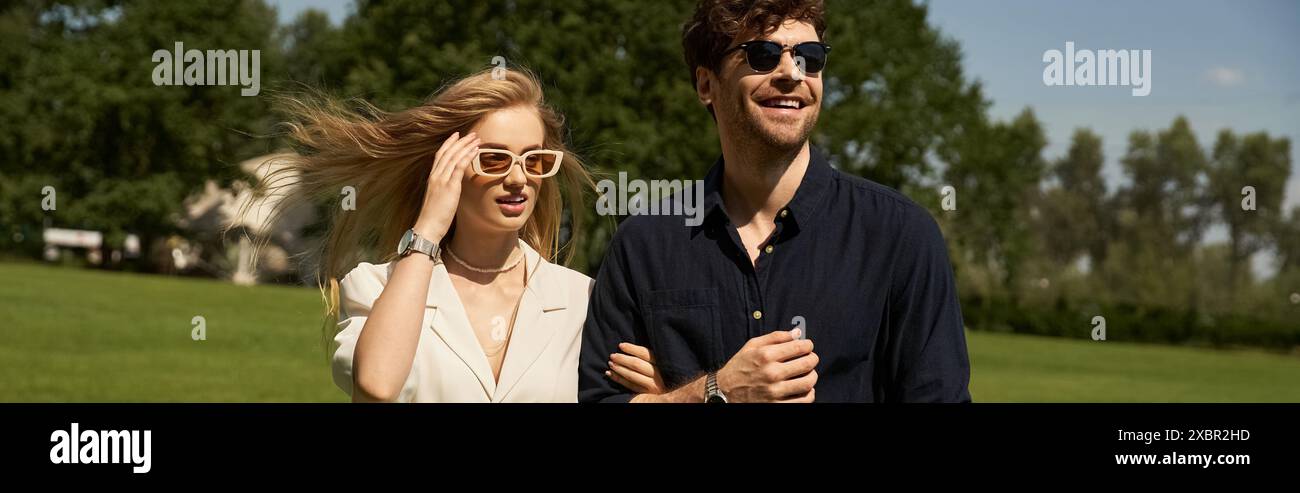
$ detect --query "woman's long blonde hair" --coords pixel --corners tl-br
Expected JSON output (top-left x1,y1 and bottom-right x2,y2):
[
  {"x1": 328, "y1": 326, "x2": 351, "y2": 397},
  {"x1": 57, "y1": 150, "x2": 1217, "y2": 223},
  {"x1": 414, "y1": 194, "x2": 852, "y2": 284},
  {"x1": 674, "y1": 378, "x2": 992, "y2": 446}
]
[{"x1": 243, "y1": 67, "x2": 593, "y2": 350}]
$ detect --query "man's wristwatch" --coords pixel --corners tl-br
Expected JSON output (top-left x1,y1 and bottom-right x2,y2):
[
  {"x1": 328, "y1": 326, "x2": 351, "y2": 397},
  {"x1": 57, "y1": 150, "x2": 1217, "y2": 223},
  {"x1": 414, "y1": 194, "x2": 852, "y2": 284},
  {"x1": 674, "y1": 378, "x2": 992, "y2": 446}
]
[
  {"x1": 705, "y1": 371, "x2": 728, "y2": 403},
  {"x1": 397, "y1": 228, "x2": 440, "y2": 261}
]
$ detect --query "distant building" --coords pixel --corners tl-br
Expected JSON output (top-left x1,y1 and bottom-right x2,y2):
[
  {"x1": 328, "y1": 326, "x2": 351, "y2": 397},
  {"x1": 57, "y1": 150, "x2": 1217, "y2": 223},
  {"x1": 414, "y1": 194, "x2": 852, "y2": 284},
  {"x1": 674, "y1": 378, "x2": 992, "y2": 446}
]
[{"x1": 177, "y1": 152, "x2": 315, "y2": 285}]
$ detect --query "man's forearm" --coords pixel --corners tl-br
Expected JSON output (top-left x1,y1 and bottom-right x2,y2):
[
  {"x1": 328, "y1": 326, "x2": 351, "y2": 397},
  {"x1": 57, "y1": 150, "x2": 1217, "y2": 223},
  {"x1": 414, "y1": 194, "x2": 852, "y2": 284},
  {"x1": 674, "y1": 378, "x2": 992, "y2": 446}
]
[{"x1": 630, "y1": 375, "x2": 706, "y2": 403}]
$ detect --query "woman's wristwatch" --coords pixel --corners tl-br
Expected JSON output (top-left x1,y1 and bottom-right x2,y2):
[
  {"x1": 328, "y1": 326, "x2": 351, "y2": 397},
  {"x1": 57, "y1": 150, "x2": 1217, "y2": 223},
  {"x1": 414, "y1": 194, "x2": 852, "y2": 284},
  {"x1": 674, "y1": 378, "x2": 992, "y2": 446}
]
[{"x1": 397, "y1": 228, "x2": 440, "y2": 261}]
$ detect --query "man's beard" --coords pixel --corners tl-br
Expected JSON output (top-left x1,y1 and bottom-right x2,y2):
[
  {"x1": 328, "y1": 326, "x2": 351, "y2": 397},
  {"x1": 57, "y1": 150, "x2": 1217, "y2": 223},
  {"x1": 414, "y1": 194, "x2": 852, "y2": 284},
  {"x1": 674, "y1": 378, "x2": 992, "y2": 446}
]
[{"x1": 721, "y1": 91, "x2": 819, "y2": 156}]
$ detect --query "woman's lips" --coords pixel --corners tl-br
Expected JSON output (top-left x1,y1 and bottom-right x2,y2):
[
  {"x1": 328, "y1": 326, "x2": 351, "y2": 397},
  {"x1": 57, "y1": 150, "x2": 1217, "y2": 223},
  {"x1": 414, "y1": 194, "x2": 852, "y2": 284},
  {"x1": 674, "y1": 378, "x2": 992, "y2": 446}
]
[{"x1": 496, "y1": 195, "x2": 527, "y2": 215}]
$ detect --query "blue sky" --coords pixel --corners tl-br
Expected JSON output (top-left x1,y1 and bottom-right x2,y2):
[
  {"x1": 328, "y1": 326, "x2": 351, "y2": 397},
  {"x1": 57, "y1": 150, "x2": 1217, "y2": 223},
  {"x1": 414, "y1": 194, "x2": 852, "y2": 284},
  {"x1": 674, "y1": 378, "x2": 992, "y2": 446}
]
[
  {"x1": 268, "y1": 0, "x2": 1300, "y2": 259},
  {"x1": 925, "y1": 0, "x2": 1299, "y2": 275},
  {"x1": 270, "y1": 0, "x2": 349, "y2": 25},
  {"x1": 925, "y1": 0, "x2": 1300, "y2": 213}
]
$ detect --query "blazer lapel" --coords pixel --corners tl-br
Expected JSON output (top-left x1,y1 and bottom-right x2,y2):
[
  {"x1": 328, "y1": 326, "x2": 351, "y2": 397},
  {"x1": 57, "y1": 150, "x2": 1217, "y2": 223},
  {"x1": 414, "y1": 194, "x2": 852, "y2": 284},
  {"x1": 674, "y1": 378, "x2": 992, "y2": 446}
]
[
  {"x1": 424, "y1": 262, "x2": 497, "y2": 399},
  {"x1": 493, "y1": 242, "x2": 567, "y2": 402}
]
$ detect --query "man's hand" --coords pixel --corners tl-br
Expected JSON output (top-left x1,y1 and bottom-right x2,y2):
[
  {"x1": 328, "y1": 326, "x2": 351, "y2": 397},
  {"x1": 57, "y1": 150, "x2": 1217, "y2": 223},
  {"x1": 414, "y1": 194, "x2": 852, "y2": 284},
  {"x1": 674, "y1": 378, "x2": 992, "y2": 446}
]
[{"x1": 715, "y1": 329, "x2": 818, "y2": 403}]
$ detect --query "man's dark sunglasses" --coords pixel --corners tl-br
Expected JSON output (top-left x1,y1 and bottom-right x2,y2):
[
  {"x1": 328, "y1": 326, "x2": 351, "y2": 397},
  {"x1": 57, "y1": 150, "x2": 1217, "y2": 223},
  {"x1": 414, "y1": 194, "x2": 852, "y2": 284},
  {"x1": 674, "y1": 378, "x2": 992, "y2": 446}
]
[{"x1": 723, "y1": 40, "x2": 832, "y2": 74}]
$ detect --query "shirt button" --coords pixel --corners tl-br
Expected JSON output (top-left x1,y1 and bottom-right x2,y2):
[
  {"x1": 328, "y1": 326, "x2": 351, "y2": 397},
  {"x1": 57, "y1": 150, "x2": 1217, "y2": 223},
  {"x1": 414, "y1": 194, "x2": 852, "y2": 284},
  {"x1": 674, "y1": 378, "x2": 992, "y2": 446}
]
[
  {"x1": 752, "y1": 310, "x2": 763, "y2": 320},
  {"x1": 764, "y1": 245, "x2": 774, "y2": 254},
  {"x1": 780, "y1": 209, "x2": 789, "y2": 218}
]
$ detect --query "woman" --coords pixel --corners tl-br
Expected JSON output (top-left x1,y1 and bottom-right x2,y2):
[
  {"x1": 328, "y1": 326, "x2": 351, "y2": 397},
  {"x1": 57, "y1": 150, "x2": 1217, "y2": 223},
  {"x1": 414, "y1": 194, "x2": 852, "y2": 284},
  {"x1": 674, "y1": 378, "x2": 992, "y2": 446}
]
[{"x1": 257, "y1": 67, "x2": 602, "y2": 402}]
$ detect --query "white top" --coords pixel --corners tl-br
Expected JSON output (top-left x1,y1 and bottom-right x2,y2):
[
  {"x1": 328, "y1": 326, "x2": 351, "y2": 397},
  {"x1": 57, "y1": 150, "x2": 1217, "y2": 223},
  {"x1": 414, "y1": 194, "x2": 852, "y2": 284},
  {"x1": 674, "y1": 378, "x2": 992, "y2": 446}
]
[{"x1": 331, "y1": 240, "x2": 594, "y2": 402}]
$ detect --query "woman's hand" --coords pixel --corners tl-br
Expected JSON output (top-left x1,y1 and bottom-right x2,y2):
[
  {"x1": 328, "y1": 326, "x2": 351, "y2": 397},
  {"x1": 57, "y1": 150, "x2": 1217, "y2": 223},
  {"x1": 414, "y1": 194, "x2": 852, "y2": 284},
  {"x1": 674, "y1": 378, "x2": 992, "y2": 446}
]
[
  {"x1": 411, "y1": 131, "x2": 480, "y2": 241},
  {"x1": 606, "y1": 342, "x2": 667, "y2": 395}
]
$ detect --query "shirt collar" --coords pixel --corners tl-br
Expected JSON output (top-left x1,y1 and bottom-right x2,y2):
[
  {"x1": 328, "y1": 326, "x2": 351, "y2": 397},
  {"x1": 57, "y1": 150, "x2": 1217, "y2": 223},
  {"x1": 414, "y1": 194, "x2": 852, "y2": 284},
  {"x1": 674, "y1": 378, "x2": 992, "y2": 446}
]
[{"x1": 701, "y1": 145, "x2": 834, "y2": 229}]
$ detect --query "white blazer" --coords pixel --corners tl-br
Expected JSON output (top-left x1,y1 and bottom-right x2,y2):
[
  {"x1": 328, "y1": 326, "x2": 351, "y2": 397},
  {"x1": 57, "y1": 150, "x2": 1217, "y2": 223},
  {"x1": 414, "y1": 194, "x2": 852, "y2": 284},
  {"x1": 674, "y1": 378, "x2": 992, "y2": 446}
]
[{"x1": 331, "y1": 240, "x2": 594, "y2": 402}]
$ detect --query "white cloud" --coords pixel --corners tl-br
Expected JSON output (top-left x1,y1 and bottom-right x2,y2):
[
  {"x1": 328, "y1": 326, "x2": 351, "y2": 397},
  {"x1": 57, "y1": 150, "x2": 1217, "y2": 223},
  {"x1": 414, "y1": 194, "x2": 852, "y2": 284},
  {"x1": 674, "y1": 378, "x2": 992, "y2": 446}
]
[{"x1": 1205, "y1": 66, "x2": 1245, "y2": 87}]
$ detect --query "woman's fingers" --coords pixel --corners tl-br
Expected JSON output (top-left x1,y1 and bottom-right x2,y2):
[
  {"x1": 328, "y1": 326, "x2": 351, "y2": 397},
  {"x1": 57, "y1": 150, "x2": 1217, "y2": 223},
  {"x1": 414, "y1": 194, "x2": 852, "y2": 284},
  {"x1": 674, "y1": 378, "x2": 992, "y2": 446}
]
[
  {"x1": 412, "y1": 132, "x2": 477, "y2": 242},
  {"x1": 432, "y1": 132, "x2": 477, "y2": 181},
  {"x1": 610, "y1": 344, "x2": 667, "y2": 394},
  {"x1": 439, "y1": 134, "x2": 479, "y2": 181},
  {"x1": 607, "y1": 370, "x2": 647, "y2": 394},
  {"x1": 435, "y1": 131, "x2": 459, "y2": 160},
  {"x1": 617, "y1": 342, "x2": 655, "y2": 363},
  {"x1": 605, "y1": 367, "x2": 651, "y2": 394},
  {"x1": 431, "y1": 131, "x2": 461, "y2": 176},
  {"x1": 451, "y1": 140, "x2": 478, "y2": 180},
  {"x1": 436, "y1": 133, "x2": 476, "y2": 177},
  {"x1": 610, "y1": 352, "x2": 656, "y2": 379}
]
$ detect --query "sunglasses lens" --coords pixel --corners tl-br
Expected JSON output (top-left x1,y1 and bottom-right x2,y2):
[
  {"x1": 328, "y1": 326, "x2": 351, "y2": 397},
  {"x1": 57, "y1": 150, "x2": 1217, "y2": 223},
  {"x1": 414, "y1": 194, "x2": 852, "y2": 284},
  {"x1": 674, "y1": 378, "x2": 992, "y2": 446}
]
[
  {"x1": 746, "y1": 42, "x2": 783, "y2": 72},
  {"x1": 478, "y1": 151, "x2": 514, "y2": 174},
  {"x1": 524, "y1": 152, "x2": 559, "y2": 176},
  {"x1": 794, "y1": 43, "x2": 827, "y2": 73}
]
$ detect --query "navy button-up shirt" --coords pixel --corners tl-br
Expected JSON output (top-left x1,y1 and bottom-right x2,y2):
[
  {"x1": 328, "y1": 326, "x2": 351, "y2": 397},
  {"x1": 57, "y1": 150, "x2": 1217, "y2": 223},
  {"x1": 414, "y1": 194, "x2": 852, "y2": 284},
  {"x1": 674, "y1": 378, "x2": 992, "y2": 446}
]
[{"x1": 579, "y1": 147, "x2": 971, "y2": 403}]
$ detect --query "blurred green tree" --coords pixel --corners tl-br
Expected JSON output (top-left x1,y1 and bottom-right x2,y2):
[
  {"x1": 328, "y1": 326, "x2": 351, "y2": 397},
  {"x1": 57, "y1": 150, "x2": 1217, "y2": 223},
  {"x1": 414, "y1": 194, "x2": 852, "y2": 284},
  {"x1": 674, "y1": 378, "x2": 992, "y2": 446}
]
[
  {"x1": 1036, "y1": 128, "x2": 1111, "y2": 268},
  {"x1": 941, "y1": 108, "x2": 1047, "y2": 297},
  {"x1": 0, "y1": 0, "x2": 282, "y2": 259},
  {"x1": 1206, "y1": 129, "x2": 1292, "y2": 298}
]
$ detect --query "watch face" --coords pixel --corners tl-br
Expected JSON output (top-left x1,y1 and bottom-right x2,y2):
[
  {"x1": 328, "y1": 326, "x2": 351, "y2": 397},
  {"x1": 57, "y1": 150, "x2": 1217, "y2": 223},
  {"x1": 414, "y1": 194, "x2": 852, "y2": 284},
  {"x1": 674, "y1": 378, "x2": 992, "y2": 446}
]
[
  {"x1": 707, "y1": 394, "x2": 727, "y2": 404},
  {"x1": 398, "y1": 229, "x2": 413, "y2": 255}
]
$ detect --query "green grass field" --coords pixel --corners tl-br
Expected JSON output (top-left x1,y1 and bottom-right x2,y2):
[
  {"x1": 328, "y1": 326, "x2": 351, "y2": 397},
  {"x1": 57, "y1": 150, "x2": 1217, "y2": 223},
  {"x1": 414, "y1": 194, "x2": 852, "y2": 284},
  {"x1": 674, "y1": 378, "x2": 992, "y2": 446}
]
[{"x1": 2, "y1": 261, "x2": 1298, "y2": 402}]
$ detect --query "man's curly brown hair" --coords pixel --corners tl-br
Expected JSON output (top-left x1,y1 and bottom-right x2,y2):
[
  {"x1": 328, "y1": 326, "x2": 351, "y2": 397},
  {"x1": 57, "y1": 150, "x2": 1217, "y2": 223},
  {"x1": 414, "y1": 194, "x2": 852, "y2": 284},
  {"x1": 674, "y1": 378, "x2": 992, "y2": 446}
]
[{"x1": 681, "y1": 0, "x2": 827, "y2": 88}]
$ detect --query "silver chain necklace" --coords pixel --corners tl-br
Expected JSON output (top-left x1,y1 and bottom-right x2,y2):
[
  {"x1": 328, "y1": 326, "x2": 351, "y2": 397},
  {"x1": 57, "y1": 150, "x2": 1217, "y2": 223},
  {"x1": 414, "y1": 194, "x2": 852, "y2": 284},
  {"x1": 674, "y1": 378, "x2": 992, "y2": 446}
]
[{"x1": 443, "y1": 246, "x2": 524, "y2": 274}]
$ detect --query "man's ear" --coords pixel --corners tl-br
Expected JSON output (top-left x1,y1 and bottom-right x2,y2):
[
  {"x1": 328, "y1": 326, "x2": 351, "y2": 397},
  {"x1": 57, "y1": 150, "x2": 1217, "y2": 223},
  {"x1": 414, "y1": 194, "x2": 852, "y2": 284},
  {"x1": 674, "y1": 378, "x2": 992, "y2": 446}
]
[{"x1": 695, "y1": 66, "x2": 715, "y2": 108}]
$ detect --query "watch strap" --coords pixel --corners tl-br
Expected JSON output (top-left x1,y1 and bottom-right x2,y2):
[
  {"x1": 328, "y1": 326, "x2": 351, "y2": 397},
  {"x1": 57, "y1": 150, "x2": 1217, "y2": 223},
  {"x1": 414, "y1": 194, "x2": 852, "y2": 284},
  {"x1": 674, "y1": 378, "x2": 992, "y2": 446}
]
[
  {"x1": 706, "y1": 371, "x2": 726, "y2": 403},
  {"x1": 401, "y1": 229, "x2": 440, "y2": 260}
]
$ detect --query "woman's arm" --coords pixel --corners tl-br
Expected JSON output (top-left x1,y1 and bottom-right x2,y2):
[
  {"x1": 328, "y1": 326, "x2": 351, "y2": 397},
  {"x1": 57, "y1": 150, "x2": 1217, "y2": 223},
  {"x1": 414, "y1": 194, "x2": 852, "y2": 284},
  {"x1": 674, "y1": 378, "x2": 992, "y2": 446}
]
[
  {"x1": 350, "y1": 131, "x2": 480, "y2": 402},
  {"x1": 350, "y1": 252, "x2": 439, "y2": 402}
]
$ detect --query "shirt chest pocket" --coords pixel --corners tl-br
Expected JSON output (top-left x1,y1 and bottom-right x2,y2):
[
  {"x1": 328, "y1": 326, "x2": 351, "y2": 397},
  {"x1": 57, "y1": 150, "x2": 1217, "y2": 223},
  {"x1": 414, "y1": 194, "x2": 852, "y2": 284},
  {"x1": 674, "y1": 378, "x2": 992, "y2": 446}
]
[{"x1": 644, "y1": 288, "x2": 720, "y2": 387}]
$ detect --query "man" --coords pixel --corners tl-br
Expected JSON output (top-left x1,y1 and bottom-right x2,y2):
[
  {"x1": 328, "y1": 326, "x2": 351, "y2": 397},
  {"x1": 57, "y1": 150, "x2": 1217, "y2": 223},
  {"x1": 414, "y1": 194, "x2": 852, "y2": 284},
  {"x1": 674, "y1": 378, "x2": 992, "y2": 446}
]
[{"x1": 579, "y1": 0, "x2": 970, "y2": 403}]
